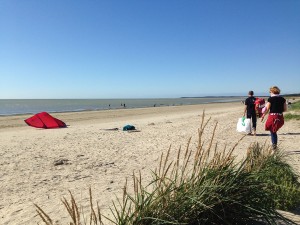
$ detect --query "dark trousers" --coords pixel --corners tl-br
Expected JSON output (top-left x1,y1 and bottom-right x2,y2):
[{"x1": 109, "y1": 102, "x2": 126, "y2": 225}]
[
  {"x1": 270, "y1": 132, "x2": 278, "y2": 145},
  {"x1": 247, "y1": 112, "x2": 257, "y2": 129}
]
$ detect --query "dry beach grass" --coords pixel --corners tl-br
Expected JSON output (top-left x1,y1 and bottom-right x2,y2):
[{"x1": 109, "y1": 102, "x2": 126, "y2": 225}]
[{"x1": 1, "y1": 100, "x2": 300, "y2": 224}]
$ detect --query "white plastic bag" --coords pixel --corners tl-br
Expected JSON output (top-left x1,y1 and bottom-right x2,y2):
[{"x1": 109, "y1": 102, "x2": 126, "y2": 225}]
[{"x1": 236, "y1": 117, "x2": 251, "y2": 133}]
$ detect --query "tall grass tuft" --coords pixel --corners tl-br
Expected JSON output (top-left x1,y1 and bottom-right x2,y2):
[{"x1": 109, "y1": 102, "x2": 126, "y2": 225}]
[
  {"x1": 36, "y1": 112, "x2": 298, "y2": 225},
  {"x1": 35, "y1": 188, "x2": 103, "y2": 225},
  {"x1": 106, "y1": 113, "x2": 296, "y2": 225},
  {"x1": 245, "y1": 143, "x2": 300, "y2": 210}
]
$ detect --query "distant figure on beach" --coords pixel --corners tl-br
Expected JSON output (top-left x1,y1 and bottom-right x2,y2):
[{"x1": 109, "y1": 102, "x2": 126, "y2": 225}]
[
  {"x1": 243, "y1": 90, "x2": 256, "y2": 135},
  {"x1": 261, "y1": 86, "x2": 287, "y2": 150}
]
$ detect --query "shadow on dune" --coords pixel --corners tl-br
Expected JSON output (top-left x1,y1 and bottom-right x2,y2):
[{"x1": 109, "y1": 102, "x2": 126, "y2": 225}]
[{"x1": 291, "y1": 206, "x2": 300, "y2": 215}]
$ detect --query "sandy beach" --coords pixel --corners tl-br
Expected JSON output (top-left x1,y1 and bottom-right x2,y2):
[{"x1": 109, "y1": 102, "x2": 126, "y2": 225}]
[{"x1": 1, "y1": 101, "x2": 300, "y2": 224}]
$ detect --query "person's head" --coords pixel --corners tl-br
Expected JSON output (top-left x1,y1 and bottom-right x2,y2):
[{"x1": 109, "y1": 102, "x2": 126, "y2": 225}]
[
  {"x1": 269, "y1": 86, "x2": 281, "y2": 94},
  {"x1": 248, "y1": 90, "x2": 254, "y2": 96}
]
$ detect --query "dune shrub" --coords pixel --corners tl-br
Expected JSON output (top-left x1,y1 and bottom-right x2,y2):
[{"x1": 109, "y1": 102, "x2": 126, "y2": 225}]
[
  {"x1": 285, "y1": 100, "x2": 300, "y2": 121},
  {"x1": 289, "y1": 101, "x2": 300, "y2": 110},
  {"x1": 284, "y1": 113, "x2": 300, "y2": 121}
]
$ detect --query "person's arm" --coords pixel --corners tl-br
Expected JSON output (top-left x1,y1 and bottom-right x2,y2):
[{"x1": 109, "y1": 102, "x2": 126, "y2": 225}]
[
  {"x1": 283, "y1": 100, "x2": 287, "y2": 112},
  {"x1": 243, "y1": 105, "x2": 247, "y2": 117},
  {"x1": 261, "y1": 102, "x2": 270, "y2": 121}
]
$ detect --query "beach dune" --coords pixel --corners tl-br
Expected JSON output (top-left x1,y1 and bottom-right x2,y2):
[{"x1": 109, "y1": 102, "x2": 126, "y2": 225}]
[{"x1": 1, "y1": 102, "x2": 300, "y2": 224}]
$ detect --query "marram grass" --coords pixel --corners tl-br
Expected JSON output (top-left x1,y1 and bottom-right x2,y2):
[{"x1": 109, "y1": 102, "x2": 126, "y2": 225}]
[
  {"x1": 245, "y1": 142, "x2": 300, "y2": 210},
  {"x1": 284, "y1": 113, "x2": 300, "y2": 121},
  {"x1": 35, "y1": 112, "x2": 299, "y2": 225},
  {"x1": 285, "y1": 100, "x2": 300, "y2": 121}
]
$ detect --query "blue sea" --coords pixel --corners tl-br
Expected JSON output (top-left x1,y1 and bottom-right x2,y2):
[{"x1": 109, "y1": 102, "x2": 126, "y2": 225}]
[{"x1": 0, "y1": 97, "x2": 244, "y2": 116}]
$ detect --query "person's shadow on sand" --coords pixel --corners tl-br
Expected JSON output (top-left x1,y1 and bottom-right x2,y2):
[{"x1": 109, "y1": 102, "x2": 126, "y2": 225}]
[
  {"x1": 255, "y1": 133, "x2": 300, "y2": 137},
  {"x1": 281, "y1": 132, "x2": 300, "y2": 135},
  {"x1": 255, "y1": 134, "x2": 270, "y2": 137},
  {"x1": 286, "y1": 150, "x2": 300, "y2": 155}
]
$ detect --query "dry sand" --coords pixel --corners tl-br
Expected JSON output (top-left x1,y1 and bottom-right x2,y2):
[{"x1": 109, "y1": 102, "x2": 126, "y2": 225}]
[{"x1": 1, "y1": 101, "x2": 300, "y2": 224}]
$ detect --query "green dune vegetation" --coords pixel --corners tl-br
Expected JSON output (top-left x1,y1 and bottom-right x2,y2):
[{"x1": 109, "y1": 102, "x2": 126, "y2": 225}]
[
  {"x1": 284, "y1": 100, "x2": 300, "y2": 121},
  {"x1": 36, "y1": 113, "x2": 300, "y2": 225}
]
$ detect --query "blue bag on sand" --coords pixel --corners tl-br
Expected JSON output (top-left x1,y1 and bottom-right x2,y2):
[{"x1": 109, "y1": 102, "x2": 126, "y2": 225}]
[{"x1": 123, "y1": 125, "x2": 136, "y2": 131}]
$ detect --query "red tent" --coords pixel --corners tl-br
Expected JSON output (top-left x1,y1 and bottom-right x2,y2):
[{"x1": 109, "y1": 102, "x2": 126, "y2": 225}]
[{"x1": 25, "y1": 112, "x2": 66, "y2": 129}]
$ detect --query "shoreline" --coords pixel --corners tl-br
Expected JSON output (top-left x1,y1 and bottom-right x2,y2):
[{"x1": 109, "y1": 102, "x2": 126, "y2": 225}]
[
  {"x1": 1, "y1": 101, "x2": 300, "y2": 224},
  {"x1": 0, "y1": 97, "x2": 245, "y2": 117},
  {"x1": 0, "y1": 101, "x2": 239, "y2": 130}
]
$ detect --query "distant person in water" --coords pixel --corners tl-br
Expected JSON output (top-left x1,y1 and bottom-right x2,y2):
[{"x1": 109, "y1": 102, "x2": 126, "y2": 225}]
[
  {"x1": 243, "y1": 90, "x2": 257, "y2": 135},
  {"x1": 261, "y1": 86, "x2": 287, "y2": 150}
]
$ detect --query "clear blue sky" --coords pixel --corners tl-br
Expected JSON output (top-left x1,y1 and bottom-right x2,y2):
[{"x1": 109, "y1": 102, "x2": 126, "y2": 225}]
[{"x1": 1, "y1": 0, "x2": 299, "y2": 99}]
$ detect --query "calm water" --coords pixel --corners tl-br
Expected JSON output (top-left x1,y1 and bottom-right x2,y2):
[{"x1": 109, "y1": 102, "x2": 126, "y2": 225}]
[{"x1": 0, "y1": 97, "x2": 244, "y2": 116}]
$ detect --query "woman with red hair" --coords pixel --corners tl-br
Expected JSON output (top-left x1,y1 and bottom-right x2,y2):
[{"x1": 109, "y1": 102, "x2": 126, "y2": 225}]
[{"x1": 261, "y1": 86, "x2": 287, "y2": 150}]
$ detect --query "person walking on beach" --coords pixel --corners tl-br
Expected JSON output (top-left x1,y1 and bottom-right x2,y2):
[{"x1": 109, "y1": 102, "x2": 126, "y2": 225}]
[
  {"x1": 243, "y1": 90, "x2": 257, "y2": 135},
  {"x1": 261, "y1": 86, "x2": 287, "y2": 150}
]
